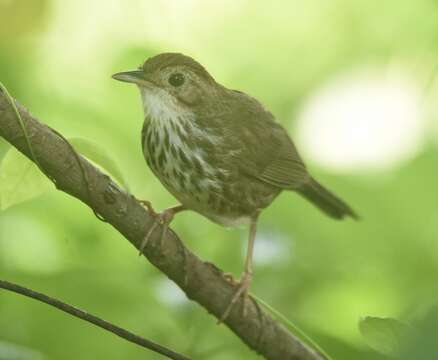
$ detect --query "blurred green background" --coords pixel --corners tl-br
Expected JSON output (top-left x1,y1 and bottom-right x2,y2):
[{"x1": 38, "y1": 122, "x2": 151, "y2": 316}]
[{"x1": 1, "y1": 0, "x2": 438, "y2": 359}]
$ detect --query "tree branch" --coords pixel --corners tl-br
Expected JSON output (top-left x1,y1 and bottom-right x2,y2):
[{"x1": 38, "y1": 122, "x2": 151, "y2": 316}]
[
  {"x1": 0, "y1": 279, "x2": 190, "y2": 360},
  {"x1": 0, "y1": 89, "x2": 326, "y2": 360}
]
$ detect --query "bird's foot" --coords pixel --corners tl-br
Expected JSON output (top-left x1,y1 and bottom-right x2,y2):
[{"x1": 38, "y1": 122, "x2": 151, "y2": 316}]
[
  {"x1": 218, "y1": 271, "x2": 252, "y2": 324},
  {"x1": 222, "y1": 272, "x2": 239, "y2": 286},
  {"x1": 137, "y1": 199, "x2": 159, "y2": 218},
  {"x1": 138, "y1": 207, "x2": 176, "y2": 256}
]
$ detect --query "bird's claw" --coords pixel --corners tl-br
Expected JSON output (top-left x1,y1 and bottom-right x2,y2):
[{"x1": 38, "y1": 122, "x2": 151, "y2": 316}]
[
  {"x1": 138, "y1": 199, "x2": 159, "y2": 218},
  {"x1": 223, "y1": 272, "x2": 239, "y2": 286},
  {"x1": 138, "y1": 208, "x2": 175, "y2": 256},
  {"x1": 218, "y1": 271, "x2": 252, "y2": 324}
]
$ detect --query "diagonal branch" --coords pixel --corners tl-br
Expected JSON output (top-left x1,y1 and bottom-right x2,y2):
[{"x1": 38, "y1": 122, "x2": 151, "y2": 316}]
[
  {"x1": 0, "y1": 89, "x2": 326, "y2": 360},
  {"x1": 0, "y1": 279, "x2": 190, "y2": 360}
]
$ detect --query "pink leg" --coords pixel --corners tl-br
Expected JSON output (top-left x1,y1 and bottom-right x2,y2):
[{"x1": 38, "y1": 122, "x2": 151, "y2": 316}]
[
  {"x1": 138, "y1": 204, "x2": 186, "y2": 256},
  {"x1": 219, "y1": 211, "x2": 260, "y2": 322}
]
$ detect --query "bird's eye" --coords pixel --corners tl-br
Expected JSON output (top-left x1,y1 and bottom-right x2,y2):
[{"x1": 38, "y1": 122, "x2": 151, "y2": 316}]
[{"x1": 169, "y1": 73, "x2": 185, "y2": 87}]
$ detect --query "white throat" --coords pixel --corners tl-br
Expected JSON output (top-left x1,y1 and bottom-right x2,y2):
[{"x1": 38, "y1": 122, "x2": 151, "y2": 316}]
[{"x1": 139, "y1": 87, "x2": 189, "y2": 121}]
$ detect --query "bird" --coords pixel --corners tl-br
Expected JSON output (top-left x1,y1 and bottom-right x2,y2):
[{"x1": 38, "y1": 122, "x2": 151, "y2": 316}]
[{"x1": 112, "y1": 52, "x2": 357, "y2": 320}]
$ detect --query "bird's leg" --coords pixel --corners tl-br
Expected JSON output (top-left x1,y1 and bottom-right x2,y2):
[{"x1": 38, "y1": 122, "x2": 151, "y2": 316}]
[
  {"x1": 138, "y1": 204, "x2": 186, "y2": 256},
  {"x1": 220, "y1": 211, "x2": 260, "y2": 323}
]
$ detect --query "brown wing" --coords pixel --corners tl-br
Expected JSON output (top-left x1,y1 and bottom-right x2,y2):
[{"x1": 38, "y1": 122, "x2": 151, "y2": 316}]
[
  {"x1": 256, "y1": 128, "x2": 309, "y2": 188},
  {"x1": 219, "y1": 90, "x2": 310, "y2": 190}
]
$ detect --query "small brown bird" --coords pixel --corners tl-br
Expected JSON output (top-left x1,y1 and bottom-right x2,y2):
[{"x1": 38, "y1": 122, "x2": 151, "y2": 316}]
[{"x1": 113, "y1": 53, "x2": 357, "y2": 319}]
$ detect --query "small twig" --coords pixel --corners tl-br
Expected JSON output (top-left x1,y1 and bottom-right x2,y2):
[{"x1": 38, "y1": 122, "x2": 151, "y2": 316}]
[
  {"x1": 252, "y1": 294, "x2": 333, "y2": 360},
  {"x1": 0, "y1": 83, "x2": 45, "y2": 174},
  {"x1": 0, "y1": 279, "x2": 191, "y2": 360}
]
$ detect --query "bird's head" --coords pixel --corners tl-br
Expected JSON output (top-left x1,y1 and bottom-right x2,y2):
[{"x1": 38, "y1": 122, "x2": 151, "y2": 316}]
[{"x1": 113, "y1": 53, "x2": 218, "y2": 120}]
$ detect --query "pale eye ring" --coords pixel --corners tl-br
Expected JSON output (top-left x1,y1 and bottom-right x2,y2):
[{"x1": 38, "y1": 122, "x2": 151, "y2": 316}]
[{"x1": 169, "y1": 73, "x2": 185, "y2": 87}]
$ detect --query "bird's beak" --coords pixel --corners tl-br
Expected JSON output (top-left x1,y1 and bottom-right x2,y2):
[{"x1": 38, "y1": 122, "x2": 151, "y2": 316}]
[{"x1": 112, "y1": 70, "x2": 154, "y2": 87}]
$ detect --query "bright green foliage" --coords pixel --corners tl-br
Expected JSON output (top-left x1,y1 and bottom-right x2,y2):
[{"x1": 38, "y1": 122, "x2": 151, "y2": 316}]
[
  {"x1": 359, "y1": 317, "x2": 407, "y2": 356},
  {"x1": 0, "y1": 138, "x2": 10, "y2": 162},
  {"x1": 0, "y1": 147, "x2": 53, "y2": 211}
]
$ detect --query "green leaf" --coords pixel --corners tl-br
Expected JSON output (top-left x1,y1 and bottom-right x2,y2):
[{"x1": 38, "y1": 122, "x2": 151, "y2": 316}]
[
  {"x1": 69, "y1": 137, "x2": 129, "y2": 190},
  {"x1": 359, "y1": 316, "x2": 407, "y2": 356},
  {"x1": 0, "y1": 148, "x2": 53, "y2": 211},
  {"x1": 0, "y1": 138, "x2": 11, "y2": 162}
]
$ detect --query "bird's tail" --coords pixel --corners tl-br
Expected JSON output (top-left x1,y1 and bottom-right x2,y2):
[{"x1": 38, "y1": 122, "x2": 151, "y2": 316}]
[{"x1": 297, "y1": 178, "x2": 358, "y2": 220}]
